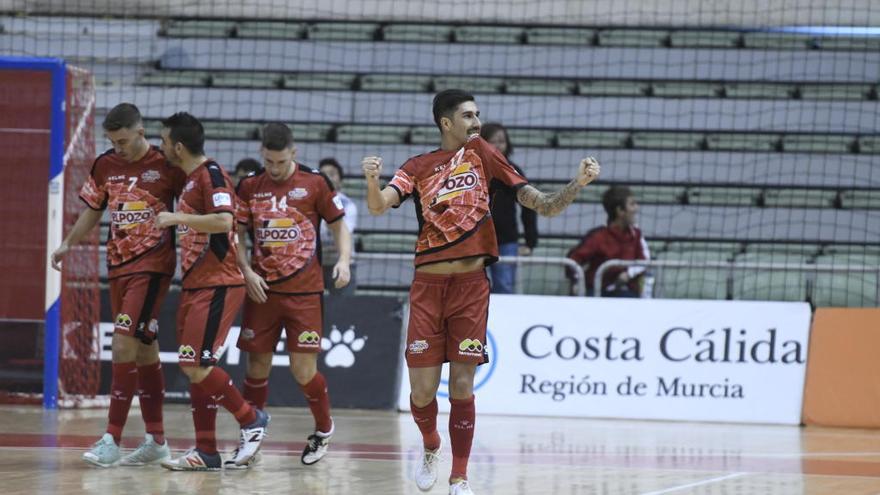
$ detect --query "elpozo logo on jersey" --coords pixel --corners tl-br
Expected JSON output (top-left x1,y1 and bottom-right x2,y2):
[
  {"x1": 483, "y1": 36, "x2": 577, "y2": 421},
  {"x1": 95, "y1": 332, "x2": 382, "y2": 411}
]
[
  {"x1": 430, "y1": 162, "x2": 479, "y2": 207},
  {"x1": 256, "y1": 218, "x2": 302, "y2": 247},
  {"x1": 111, "y1": 201, "x2": 153, "y2": 229}
]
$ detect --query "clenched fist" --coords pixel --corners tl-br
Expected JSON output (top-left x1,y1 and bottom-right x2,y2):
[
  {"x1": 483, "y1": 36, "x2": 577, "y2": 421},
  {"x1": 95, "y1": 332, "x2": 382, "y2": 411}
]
[
  {"x1": 362, "y1": 156, "x2": 383, "y2": 181},
  {"x1": 576, "y1": 157, "x2": 600, "y2": 186}
]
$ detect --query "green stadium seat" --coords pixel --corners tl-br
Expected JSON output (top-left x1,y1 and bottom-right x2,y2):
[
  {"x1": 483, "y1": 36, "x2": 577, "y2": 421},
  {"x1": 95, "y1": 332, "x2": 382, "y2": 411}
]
[
  {"x1": 163, "y1": 20, "x2": 235, "y2": 38},
  {"x1": 336, "y1": 125, "x2": 409, "y2": 144},
  {"x1": 577, "y1": 80, "x2": 648, "y2": 97},
  {"x1": 686, "y1": 186, "x2": 761, "y2": 206},
  {"x1": 669, "y1": 31, "x2": 741, "y2": 48},
  {"x1": 705, "y1": 133, "x2": 780, "y2": 152},
  {"x1": 647, "y1": 239, "x2": 667, "y2": 254},
  {"x1": 859, "y1": 136, "x2": 880, "y2": 154},
  {"x1": 360, "y1": 74, "x2": 432, "y2": 92},
  {"x1": 598, "y1": 29, "x2": 670, "y2": 47},
  {"x1": 630, "y1": 185, "x2": 685, "y2": 204},
  {"x1": 236, "y1": 21, "x2": 307, "y2": 39},
  {"x1": 289, "y1": 123, "x2": 331, "y2": 142},
  {"x1": 653, "y1": 249, "x2": 730, "y2": 300},
  {"x1": 840, "y1": 190, "x2": 880, "y2": 209},
  {"x1": 762, "y1": 188, "x2": 837, "y2": 208},
  {"x1": 817, "y1": 36, "x2": 880, "y2": 51},
  {"x1": 382, "y1": 24, "x2": 452, "y2": 42},
  {"x1": 799, "y1": 84, "x2": 873, "y2": 100},
  {"x1": 211, "y1": 72, "x2": 281, "y2": 88},
  {"x1": 651, "y1": 82, "x2": 721, "y2": 98},
  {"x1": 505, "y1": 79, "x2": 575, "y2": 95},
  {"x1": 631, "y1": 132, "x2": 703, "y2": 150},
  {"x1": 453, "y1": 26, "x2": 525, "y2": 44},
  {"x1": 203, "y1": 122, "x2": 260, "y2": 140},
  {"x1": 723, "y1": 83, "x2": 794, "y2": 99},
  {"x1": 813, "y1": 253, "x2": 880, "y2": 307},
  {"x1": 525, "y1": 27, "x2": 595, "y2": 45},
  {"x1": 506, "y1": 128, "x2": 555, "y2": 147},
  {"x1": 530, "y1": 245, "x2": 569, "y2": 258},
  {"x1": 433, "y1": 76, "x2": 505, "y2": 93},
  {"x1": 781, "y1": 135, "x2": 854, "y2": 153},
  {"x1": 409, "y1": 126, "x2": 440, "y2": 145},
  {"x1": 822, "y1": 245, "x2": 880, "y2": 256},
  {"x1": 539, "y1": 237, "x2": 581, "y2": 252},
  {"x1": 139, "y1": 71, "x2": 210, "y2": 87},
  {"x1": 742, "y1": 32, "x2": 814, "y2": 49},
  {"x1": 307, "y1": 22, "x2": 379, "y2": 41},
  {"x1": 556, "y1": 130, "x2": 628, "y2": 148},
  {"x1": 731, "y1": 252, "x2": 809, "y2": 302},
  {"x1": 663, "y1": 243, "x2": 741, "y2": 258},
  {"x1": 359, "y1": 232, "x2": 417, "y2": 252},
  {"x1": 282, "y1": 73, "x2": 356, "y2": 90},
  {"x1": 744, "y1": 242, "x2": 822, "y2": 256},
  {"x1": 520, "y1": 264, "x2": 572, "y2": 296}
]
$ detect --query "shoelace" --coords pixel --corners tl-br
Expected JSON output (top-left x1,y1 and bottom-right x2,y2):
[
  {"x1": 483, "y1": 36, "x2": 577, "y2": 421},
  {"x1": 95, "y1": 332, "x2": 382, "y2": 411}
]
[
  {"x1": 422, "y1": 449, "x2": 441, "y2": 468},
  {"x1": 306, "y1": 434, "x2": 323, "y2": 451}
]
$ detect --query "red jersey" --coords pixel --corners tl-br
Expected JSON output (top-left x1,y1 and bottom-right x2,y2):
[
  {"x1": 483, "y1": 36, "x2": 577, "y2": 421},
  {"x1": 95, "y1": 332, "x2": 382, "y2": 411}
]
[
  {"x1": 567, "y1": 224, "x2": 650, "y2": 294},
  {"x1": 389, "y1": 136, "x2": 528, "y2": 267},
  {"x1": 236, "y1": 164, "x2": 345, "y2": 294},
  {"x1": 79, "y1": 146, "x2": 185, "y2": 279},
  {"x1": 177, "y1": 160, "x2": 244, "y2": 289}
]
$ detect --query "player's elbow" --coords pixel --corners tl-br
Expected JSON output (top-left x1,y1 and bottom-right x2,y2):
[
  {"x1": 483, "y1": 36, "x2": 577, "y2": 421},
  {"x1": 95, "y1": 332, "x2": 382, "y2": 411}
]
[
  {"x1": 217, "y1": 213, "x2": 234, "y2": 232},
  {"x1": 368, "y1": 202, "x2": 388, "y2": 216}
]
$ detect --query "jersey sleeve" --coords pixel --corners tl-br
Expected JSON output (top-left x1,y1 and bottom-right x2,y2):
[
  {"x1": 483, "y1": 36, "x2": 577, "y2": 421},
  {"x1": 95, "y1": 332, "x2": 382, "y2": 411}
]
[
  {"x1": 79, "y1": 160, "x2": 108, "y2": 210},
  {"x1": 316, "y1": 176, "x2": 346, "y2": 224},
  {"x1": 202, "y1": 163, "x2": 236, "y2": 215},
  {"x1": 479, "y1": 138, "x2": 528, "y2": 189},
  {"x1": 234, "y1": 177, "x2": 253, "y2": 226},
  {"x1": 388, "y1": 160, "x2": 416, "y2": 205}
]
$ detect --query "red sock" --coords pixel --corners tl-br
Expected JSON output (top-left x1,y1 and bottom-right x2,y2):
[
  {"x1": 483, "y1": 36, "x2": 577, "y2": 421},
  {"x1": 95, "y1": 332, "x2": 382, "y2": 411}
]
[
  {"x1": 195, "y1": 367, "x2": 256, "y2": 426},
  {"x1": 137, "y1": 362, "x2": 165, "y2": 444},
  {"x1": 106, "y1": 362, "x2": 138, "y2": 444},
  {"x1": 189, "y1": 384, "x2": 218, "y2": 455},
  {"x1": 243, "y1": 376, "x2": 269, "y2": 410},
  {"x1": 299, "y1": 372, "x2": 332, "y2": 433},
  {"x1": 449, "y1": 395, "x2": 476, "y2": 481},
  {"x1": 410, "y1": 396, "x2": 441, "y2": 451}
]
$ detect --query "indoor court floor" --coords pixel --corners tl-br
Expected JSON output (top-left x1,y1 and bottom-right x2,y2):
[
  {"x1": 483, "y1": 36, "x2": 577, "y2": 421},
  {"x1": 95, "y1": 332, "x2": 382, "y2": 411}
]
[{"x1": 1, "y1": 404, "x2": 879, "y2": 494}]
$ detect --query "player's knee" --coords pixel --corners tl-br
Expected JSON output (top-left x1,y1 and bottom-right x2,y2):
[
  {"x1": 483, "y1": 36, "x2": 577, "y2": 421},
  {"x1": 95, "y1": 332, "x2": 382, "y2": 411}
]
[
  {"x1": 111, "y1": 333, "x2": 138, "y2": 362},
  {"x1": 448, "y1": 373, "x2": 474, "y2": 399},
  {"x1": 246, "y1": 352, "x2": 273, "y2": 378},
  {"x1": 291, "y1": 361, "x2": 316, "y2": 385},
  {"x1": 135, "y1": 341, "x2": 160, "y2": 366},
  {"x1": 178, "y1": 364, "x2": 209, "y2": 382}
]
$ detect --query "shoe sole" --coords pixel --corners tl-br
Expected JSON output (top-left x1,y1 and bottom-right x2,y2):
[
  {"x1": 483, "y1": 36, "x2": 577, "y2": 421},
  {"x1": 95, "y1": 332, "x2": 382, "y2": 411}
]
[
  {"x1": 119, "y1": 455, "x2": 170, "y2": 467},
  {"x1": 83, "y1": 455, "x2": 119, "y2": 468},
  {"x1": 301, "y1": 452, "x2": 327, "y2": 466},
  {"x1": 160, "y1": 463, "x2": 221, "y2": 472}
]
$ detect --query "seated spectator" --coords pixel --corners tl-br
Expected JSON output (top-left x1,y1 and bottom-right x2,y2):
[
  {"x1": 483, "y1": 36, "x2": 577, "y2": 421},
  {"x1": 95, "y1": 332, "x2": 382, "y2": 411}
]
[
  {"x1": 233, "y1": 157, "x2": 262, "y2": 186},
  {"x1": 319, "y1": 158, "x2": 358, "y2": 295},
  {"x1": 568, "y1": 185, "x2": 650, "y2": 297},
  {"x1": 480, "y1": 123, "x2": 539, "y2": 294}
]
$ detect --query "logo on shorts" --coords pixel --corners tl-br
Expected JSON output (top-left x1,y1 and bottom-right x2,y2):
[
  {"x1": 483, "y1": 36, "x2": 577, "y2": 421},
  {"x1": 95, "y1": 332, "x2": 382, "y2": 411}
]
[
  {"x1": 115, "y1": 313, "x2": 132, "y2": 329},
  {"x1": 458, "y1": 338, "x2": 484, "y2": 357},
  {"x1": 178, "y1": 345, "x2": 196, "y2": 362},
  {"x1": 321, "y1": 325, "x2": 366, "y2": 368},
  {"x1": 298, "y1": 330, "x2": 321, "y2": 347},
  {"x1": 408, "y1": 340, "x2": 429, "y2": 354},
  {"x1": 241, "y1": 327, "x2": 255, "y2": 340},
  {"x1": 202, "y1": 350, "x2": 213, "y2": 361}
]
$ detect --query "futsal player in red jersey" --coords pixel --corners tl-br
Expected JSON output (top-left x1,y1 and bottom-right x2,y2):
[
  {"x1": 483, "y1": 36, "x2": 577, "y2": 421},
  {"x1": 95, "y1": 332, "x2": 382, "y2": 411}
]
[
  {"x1": 153, "y1": 112, "x2": 269, "y2": 471},
  {"x1": 231, "y1": 123, "x2": 352, "y2": 468},
  {"x1": 362, "y1": 90, "x2": 600, "y2": 495},
  {"x1": 52, "y1": 103, "x2": 184, "y2": 468}
]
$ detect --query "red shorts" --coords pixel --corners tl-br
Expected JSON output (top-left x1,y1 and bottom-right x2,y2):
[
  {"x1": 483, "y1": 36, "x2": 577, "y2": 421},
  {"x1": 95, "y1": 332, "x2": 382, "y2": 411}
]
[
  {"x1": 176, "y1": 286, "x2": 245, "y2": 367},
  {"x1": 238, "y1": 292, "x2": 323, "y2": 354},
  {"x1": 109, "y1": 273, "x2": 171, "y2": 344},
  {"x1": 405, "y1": 270, "x2": 490, "y2": 367}
]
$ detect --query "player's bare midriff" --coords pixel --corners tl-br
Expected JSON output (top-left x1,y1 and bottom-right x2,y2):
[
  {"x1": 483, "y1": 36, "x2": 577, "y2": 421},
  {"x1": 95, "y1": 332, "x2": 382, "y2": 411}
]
[{"x1": 416, "y1": 255, "x2": 487, "y2": 274}]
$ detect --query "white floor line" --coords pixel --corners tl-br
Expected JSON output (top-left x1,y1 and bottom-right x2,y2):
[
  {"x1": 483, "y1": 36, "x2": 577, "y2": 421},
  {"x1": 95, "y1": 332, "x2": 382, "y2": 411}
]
[{"x1": 639, "y1": 472, "x2": 747, "y2": 495}]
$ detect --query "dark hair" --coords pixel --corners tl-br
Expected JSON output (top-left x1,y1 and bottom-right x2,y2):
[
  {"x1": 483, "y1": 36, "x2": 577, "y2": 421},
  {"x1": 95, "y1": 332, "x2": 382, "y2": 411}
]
[
  {"x1": 432, "y1": 89, "x2": 475, "y2": 129},
  {"x1": 480, "y1": 122, "x2": 513, "y2": 157},
  {"x1": 261, "y1": 122, "x2": 294, "y2": 151},
  {"x1": 160, "y1": 112, "x2": 205, "y2": 155},
  {"x1": 234, "y1": 158, "x2": 262, "y2": 175},
  {"x1": 318, "y1": 157, "x2": 344, "y2": 181},
  {"x1": 602, "y1": 185, "x2": 633, "y2": 222},
  {"x1": 102, "y1": 103, "x2": 142, "y2": 131}
]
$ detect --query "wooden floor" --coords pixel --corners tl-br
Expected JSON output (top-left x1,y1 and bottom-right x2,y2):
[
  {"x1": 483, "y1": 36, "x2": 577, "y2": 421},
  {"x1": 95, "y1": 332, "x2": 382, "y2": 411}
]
[{"x1": 1, "y1": 404, "x2": 880, "y2": 494}]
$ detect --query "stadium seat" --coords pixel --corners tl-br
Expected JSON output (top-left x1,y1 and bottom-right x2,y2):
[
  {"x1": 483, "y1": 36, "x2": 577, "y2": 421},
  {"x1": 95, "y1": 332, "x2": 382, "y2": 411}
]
[
  {"x1": 664, "y1": 242, "x2": 741, "y2": 258},
  {"x1": 360, "y1": 74, "x2": 432, "y2": 92},
  {"x1": 705, "y1": 133, "x2": 780, "y2": 152},
  {"x1": 669, "y1": 30, "x2": 742, "y2": 48},
  {"x1": 236, "y1": 21, "x2": 307, "y2": 39},
  {"x1": 762, "y1": 188, "x2": 838, "y2": 208},
  {"x1": 652, "y1": 249, "x2": 731, "y2": 300},
  {"x1": 139, "y1": 71, "x2": 210, "y2": 87},
  {"x1": 799, "y1": 84, "x2": 873, "y2": 100},
  {"x1": 577, "y1": 80, "x2": 648, "y2": 97},
  {"x1": 289, "y1": 123, "x2": 332, "y2": 142},
  {"x1": 630, "y1": 185, "x2": 685, "y2": 204},
  {"x1": 282, "y1": 73, "x2": 356, "y2": 90},
  {"x1": 506, "y1": 128, "x2": 556, "y2": 147},
  {"x1": 686, "y1": 186, "x2": 761, "y2": 206},
  {"x1": 525, "y1": 27, "x2": 595, "y2": 45},
  {"x1": 409, "y1": 126, "x2": 440, "y2": 145},
  {"x1": 504, "y1": 79, "x2": 575, "y2": 95},
  {"x1": 742, "y1": 32, "x2": 814, "y2": 49},
  {"x1": 382, "y1": 24, "x2": 452, "y2": 42},
  {"x1": 817, "y1": 36, "x2": 880, "y2": 51},
  {"x1": 744, "y1": 242, "x2": 822, "y2": 256},
  {"x1": 859, "y1": 136, "x2": 880, "y2": 154},
  {"x1": 840, "y1": 190, "x2": 880, "y2": 209},
  {"x1": 722, "y1": 83, "x2": 794, "y2": 99},
  {"x1": 211, "y1": 72, "x2": 281, "y2": 88},
  {"x1": 306, "y1": 22, "x2": 379, "y2": 41},
  {"x1": 631, "y1": 132, "x2": 704, "y2": 150},
  {"x1": 556, "y1": 130, "x2": 629, "y2": 148},
  {"x1": 335, "y1": 124, "x2": 409, "y2": 144},
  {"x1": 433, "y1": 76, "x2": 505, "y2": 93},
  {"x1": 781, "y1": 135, "x2": 854, "y2": 154},
  {"x1": 203, "y1": 121, "x2": 260, "y2": 140},
  {"x1": 731, "y1": 252, "x2": 810, "y2": 302},
  {"x1": 651, "y1": 82, "x2": 721, "y2": 98},
  {"x1": 812, "y1": 253, "x2": 880, "y2": 307},
  {"x1": 520, "y1": 263, "x2": 572, "y2": 296},
  {"x1": 162, "y1": 20, "x2": 235, "y2": 38},
  {"x1": 453, "y1": 25, "x2": 525, "y2": 44},
  {"x1": 358, "y1": 232, "x2": 417, "y2": 253},
  {"x1": 598, "y1": 29, "x2": 670, "y2": 47}
]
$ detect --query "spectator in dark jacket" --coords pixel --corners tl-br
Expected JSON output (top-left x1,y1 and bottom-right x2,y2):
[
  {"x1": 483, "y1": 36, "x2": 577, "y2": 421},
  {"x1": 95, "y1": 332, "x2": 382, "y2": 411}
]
[
  {"x1": 481, "y1": 123, "x2": 539, "y2": 294},
  {"x1": 568, "y1": 185, "x2": 650, "y2": 297}
]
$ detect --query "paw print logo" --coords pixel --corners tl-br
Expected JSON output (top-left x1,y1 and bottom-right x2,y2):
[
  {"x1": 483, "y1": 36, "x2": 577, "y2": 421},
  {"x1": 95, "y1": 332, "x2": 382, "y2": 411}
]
[{"x1": 321, "y1": 325, "x2": 366, "y2": 368}]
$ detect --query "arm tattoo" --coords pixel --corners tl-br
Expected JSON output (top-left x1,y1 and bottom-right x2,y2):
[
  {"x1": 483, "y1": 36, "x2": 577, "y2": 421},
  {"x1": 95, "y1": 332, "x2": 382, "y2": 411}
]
[{"x1": 516, "y1": 181, "x2": 582, "y2": 217}]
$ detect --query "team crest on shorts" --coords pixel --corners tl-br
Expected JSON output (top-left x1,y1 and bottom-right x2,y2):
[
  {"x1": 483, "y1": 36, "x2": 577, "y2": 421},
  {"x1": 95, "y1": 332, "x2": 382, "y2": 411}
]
[
  {"x1": 298, "y1": 330, "x2": 321, "y2": 347},
  {"x1": 408, "y1": 340, "x2": 429, "y2": 354},
  {"x1": 178, "y1": 345, "x2": 196, "y2": 362},
  {"x1": 458, "y1": 338, "x2": 484, "y2": 357},
  {"x1": 241, "y1": 327, "x2": 256, "y2": 340},
  {"x1": 115, "y1": 313, "x2": 132, "y2": 329}
]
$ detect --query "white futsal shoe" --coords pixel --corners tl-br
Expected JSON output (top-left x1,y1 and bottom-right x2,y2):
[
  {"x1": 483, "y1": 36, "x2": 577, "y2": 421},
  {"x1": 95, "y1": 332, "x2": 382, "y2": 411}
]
[
  {"x1": 415, "y1": 440, "x2": 442, "y2": 491},
  {"x1": 301, "y1": 419, "x2": 334, "y2": 465},
  {"x1": 449, "y1": 479, "x2": 475, "y2": 495},
  {"x1": 119, "y1": 433, "x2": 170, "y2": 466},
  {"x1": 82, "y1": 433, "x2": 121, "y2": 468}
]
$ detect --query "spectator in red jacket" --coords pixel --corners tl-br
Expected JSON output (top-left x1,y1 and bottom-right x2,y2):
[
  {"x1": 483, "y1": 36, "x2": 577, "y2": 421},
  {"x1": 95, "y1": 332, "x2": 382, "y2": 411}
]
[{"x1": 568, "y1": 185, "x2": 650, "y2": 297}]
